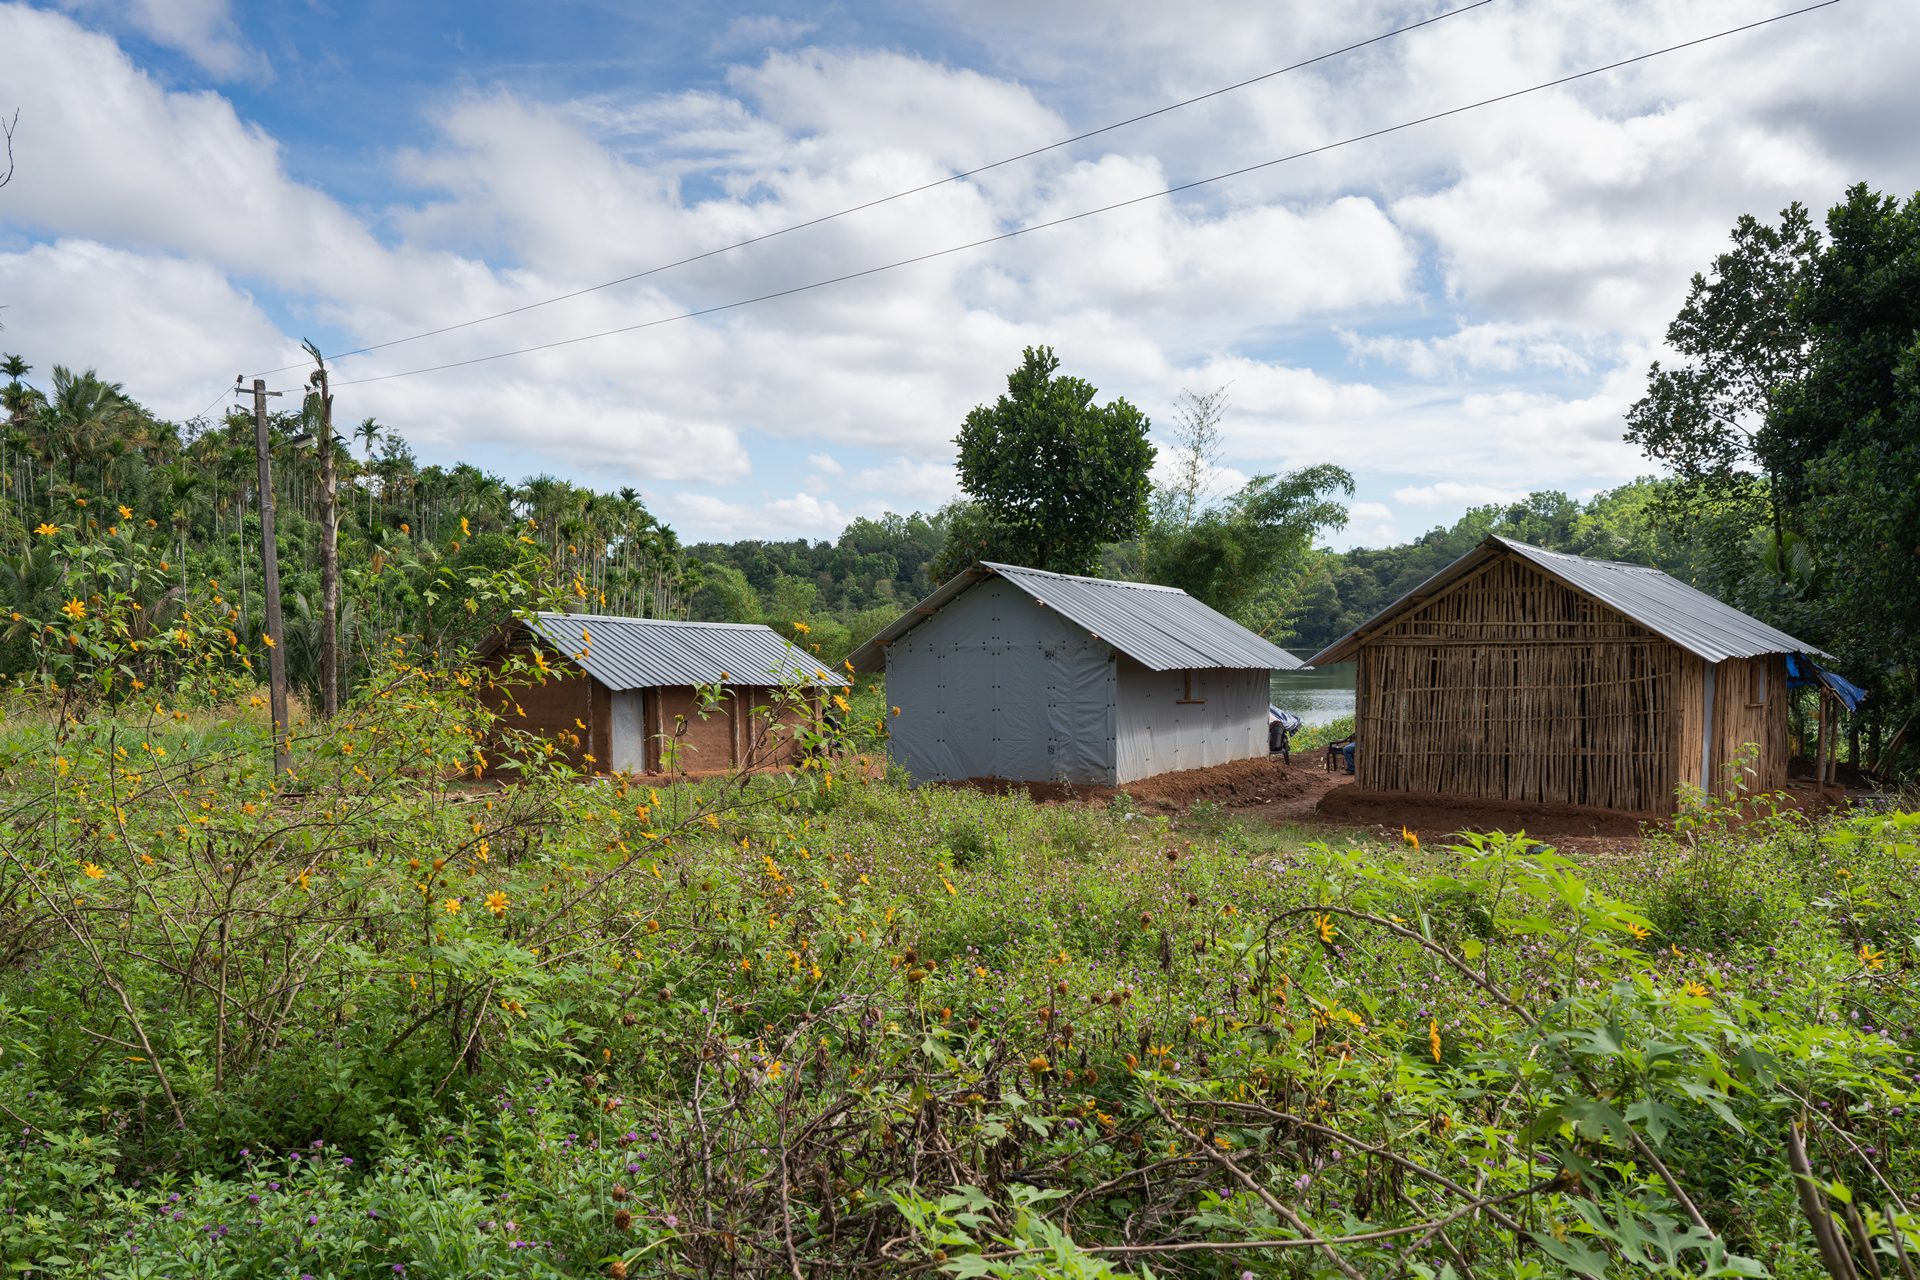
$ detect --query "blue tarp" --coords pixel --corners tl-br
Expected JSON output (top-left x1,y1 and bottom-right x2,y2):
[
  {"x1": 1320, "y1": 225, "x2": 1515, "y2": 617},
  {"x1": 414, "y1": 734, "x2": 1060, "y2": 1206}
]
[
  {"x1": 1785, "y1": 653, "x2": 1867, "y2": 712},
  {"x1": 1268, "y1": 704, "x2": 1304, "y2": 733}
]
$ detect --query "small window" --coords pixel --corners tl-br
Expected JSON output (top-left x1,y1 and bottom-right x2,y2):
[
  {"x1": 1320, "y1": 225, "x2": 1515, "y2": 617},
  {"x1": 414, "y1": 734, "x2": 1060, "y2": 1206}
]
[{"x1": 1748, "y1": 663, "x2": 1767, "y2": 707}]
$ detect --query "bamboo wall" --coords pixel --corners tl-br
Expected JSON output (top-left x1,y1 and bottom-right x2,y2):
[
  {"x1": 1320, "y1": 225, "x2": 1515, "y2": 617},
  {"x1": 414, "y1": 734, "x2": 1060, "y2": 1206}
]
[
  {"x1": 1707, "y1": 655, "x2": 1791, "y2": 797},
  {"x1": 1355, "y1": 555, "x2": 1682, "y2": 813}
]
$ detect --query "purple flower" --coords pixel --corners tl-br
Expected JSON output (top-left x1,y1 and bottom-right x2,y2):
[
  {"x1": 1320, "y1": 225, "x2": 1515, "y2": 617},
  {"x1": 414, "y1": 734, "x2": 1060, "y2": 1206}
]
[
  {"x1": 248, "y1": 1195, "x2": 260, "y2": 1205},
  {"x1": 664, "y1": 1214, "x2": 679, "y2": 1229},
  {"x1": 307, "y1": 1215, "x2": 319, "y2": 1226},
  {"x1": 394, "y1": 1267, "x2": 406, "y2": 1275},
  {"x1": 367, "y1": 1209, "x2": 379, "y2": 1218},
  {"x1": 340, "y1": 1157, "x2": 353, "y2": 1166}
]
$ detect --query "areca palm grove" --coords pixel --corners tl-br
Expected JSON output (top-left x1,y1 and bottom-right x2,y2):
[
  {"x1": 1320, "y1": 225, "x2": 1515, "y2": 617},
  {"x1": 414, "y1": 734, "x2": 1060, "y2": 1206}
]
[{"x1": 0, "y1": 354, "x2": 698, "y2": 702}]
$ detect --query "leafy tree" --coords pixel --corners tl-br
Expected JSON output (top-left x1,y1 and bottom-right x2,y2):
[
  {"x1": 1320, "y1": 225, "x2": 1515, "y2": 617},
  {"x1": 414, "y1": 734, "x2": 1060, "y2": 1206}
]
[
  {"x1": 1145, "y1": 467, "x2": 1353, "y2": 632},
  {"x1": 925, "y1": 499, "x2": 1035, "y2": 584},
  {"x1": 1133, "y1": 385, "x2": 1351, "y2": 631},
  {"x1": 1767, "y1": 185, "x2": 1920, "y2": 760},
  {"x1": 953, "y1": 347, "x2": 1155, "y2": 575},
  {"x1": 690, "y1": 561, "x2": 763, "y2": 624},
  {"x1": 1623, "y1": 203, "x2": 1819, "y2": 584}
]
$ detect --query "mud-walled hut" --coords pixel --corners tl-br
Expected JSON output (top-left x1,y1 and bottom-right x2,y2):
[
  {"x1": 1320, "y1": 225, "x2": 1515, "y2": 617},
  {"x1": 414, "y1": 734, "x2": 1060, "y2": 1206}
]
[{"x1": 476, "y1": 613, "x2": 847, "y2": 776}]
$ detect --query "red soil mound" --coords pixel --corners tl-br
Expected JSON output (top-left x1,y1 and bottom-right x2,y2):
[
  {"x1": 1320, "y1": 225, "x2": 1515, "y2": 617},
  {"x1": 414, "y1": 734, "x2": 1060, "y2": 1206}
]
[
  {"x1": 1315, "y1": 786, "x2": 1655, "y2": 839},
  {"x1": 952, "y1": 756, "x2": 1328, "y2": 809}
]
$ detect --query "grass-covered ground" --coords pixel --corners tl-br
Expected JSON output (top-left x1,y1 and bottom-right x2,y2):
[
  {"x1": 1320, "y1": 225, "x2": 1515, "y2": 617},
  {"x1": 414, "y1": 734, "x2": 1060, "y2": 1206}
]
[{"x1": 1, "y1": 664, "x2": 1916, "y2": 1279}]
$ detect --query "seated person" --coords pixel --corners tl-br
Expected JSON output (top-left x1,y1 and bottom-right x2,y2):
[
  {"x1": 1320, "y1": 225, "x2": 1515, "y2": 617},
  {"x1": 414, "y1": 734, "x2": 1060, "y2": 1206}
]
[
  {"x1": 1343, "y1": 741, "x2": 1356, "y2": 775},
  {"x1": 1267, "y1": 705, "x2": 1303, "y2": 763}
]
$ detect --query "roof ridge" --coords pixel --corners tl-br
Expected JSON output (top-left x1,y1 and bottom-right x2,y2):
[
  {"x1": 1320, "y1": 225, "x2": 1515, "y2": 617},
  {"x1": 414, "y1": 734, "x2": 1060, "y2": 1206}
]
[
  {"x1": 1497, "y1": 537, "x2": 1664, "y2": 574},
  {"x1": 534, "y1": 612, "x2": 771, "y2": 631},
  {"x1": 981, "y1": 561, "x2": 1187, "y2": 594}
]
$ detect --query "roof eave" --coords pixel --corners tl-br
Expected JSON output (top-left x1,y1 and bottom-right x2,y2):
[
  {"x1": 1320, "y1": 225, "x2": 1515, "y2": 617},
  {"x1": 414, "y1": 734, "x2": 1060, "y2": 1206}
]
[
  {"x1": 1301, "y1": 539, "x2": 1507, "y2": 666},
  {"x1": 847, "y1": 563, "x2": 997, "y2": 673}
]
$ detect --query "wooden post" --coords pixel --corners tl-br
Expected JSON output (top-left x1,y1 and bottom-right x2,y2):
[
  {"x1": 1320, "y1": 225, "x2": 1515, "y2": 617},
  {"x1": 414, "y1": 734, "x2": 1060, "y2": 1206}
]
[
  {"x1": 1814, "y1": 690, "x2": 1830, "y2": 789},
  {"x1": 316, "y1": 367, "x2": 339, "y2": 719},
  {"x1": 251, "y1": 378, "x2": 291, "y2": 782}
]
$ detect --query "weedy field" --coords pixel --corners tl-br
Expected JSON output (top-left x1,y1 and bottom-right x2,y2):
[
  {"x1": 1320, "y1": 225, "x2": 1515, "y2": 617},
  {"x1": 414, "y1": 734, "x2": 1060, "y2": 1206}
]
[{"x1": 0, "y1": 659, "x2": 1916, "y2": 1280}]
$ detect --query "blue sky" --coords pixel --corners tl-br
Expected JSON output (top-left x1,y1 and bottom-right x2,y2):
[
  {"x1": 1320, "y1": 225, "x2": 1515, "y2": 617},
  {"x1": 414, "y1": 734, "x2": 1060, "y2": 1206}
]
[{"x1": 2, "y1": 0, "x2": 1916, "y2": 549}]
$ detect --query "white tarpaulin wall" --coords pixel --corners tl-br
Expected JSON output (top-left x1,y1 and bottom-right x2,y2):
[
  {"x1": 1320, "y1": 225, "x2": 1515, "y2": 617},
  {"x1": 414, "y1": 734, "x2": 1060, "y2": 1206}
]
[
  {"x1": 884, "y1": 579, "x2": 1273, "y2": 786},
  {"x1": 1114, "y1": 659, "x2": 1268, "y2": 783},
  {"x1": 885, "y1": 579, "x2": 1117, "y2": 784}
]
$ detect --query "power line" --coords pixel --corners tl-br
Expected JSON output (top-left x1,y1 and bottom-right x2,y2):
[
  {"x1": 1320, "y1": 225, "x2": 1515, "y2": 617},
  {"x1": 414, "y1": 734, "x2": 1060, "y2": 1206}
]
[
  {"x1": 330, "y1": 0, "x2": 1837, "y2": 390},
  {"x1": 253, "y1": 1, "x2": 1491, "y2": 377}
]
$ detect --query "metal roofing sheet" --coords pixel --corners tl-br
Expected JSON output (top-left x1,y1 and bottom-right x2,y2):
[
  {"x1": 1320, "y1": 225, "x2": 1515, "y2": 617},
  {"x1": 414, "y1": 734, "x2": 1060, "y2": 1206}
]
[
  {"x1": 1303, "y1": 535, "x2": 1827, "y2": 666},
  {"x1": 521, "y1": 613, "x2": 847, "y2": 690},
  {"x1": 847, "y1": 562, "x2": 1302, "y2": 673}
]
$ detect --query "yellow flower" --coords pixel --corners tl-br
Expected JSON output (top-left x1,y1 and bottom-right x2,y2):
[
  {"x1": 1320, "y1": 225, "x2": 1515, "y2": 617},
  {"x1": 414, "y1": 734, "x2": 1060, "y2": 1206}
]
[
  {"x1": 486, "y1": 892, "x2": 510, "y2": 917},
  {"x1": 401, "y1": 523, "x2": 411, "y2": 534},
  {"x1": 460, "y1": 517, "x2": 470, "y2": 536},
  {"x1": 61, "y1": 599, "x2": 86, "y2": 621},
  {"x1": 1684, "y1": 980, "x2": 1709, "y2": 998},
  {"x1": 792, "y1": 622, "x2": 811, "y2": 634},
  {"x1": 1626, "y1": 921, "x2": 1650, "y2": 940},
  {"x1": 81, "y1": 861, "x2": 107, "y2": 879},
  {"x1": 118, "y1": 505, "x2": 133, "y2": 520},
  {"x1": 35, "y1": 523, "x2": 59, "y2": 535},
  {"x1": 262, "y1": 634, "x2": 275, "y2": 647},
  {"x1": 1861, "y1": 945, "x2": 1886, "y2": 971},
  {"x1": 1314, "y1": 913, "x2": 1335, "y2": 943},
  {"x1": 443, "y1": 898, "x2": 461, "y2": 914},
  {"x1": 1429, "y1": 1019, "x2": 1442, "y2": 1063},
  {"x1": 891, "y1": 706, "x2": 901, "y2": 717},
  {"x1": 1402, "y1": 826, "x2": 1419, "y2": 851},
  {"x1": 942, "y1": 877, "x2": 957, "y2": 895},
  {"x1": 832, "y1": 695, "x2": 850, "y2": 713}
]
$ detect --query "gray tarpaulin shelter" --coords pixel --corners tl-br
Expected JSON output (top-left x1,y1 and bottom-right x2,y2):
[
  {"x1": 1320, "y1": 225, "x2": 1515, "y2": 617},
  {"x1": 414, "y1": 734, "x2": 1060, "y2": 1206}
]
[{"x1": 847, "y1": 562, "x2": 1301, "y2": 786}]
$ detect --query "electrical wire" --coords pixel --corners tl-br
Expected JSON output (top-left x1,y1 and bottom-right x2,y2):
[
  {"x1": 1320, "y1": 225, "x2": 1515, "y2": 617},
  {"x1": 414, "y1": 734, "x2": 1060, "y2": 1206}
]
[
  {"x1": 250, "y1": 1, "x2": 1492, "y2": 377},
  {"x1": 328, "y1": 0, "x2": 1836, "y2": 390}
]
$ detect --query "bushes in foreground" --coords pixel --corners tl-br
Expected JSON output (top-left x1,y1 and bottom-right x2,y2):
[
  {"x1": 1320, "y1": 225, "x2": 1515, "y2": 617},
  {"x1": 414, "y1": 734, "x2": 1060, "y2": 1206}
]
[{"x1": 1, "y1": 669, "x2": 1917, "y2": 1277}]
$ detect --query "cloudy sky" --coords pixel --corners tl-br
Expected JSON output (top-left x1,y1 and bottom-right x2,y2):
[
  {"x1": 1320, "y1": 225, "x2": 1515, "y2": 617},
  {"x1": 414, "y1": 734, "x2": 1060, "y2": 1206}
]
[{"x1": 0, "y1": 0, "x2": 1914, "y2": 549}]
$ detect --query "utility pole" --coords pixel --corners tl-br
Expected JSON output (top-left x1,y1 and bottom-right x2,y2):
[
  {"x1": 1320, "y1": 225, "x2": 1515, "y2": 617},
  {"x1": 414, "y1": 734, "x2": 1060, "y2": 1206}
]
[
  {"x1": 305, "y1": 344, "x2": 340, "y2": 718},
  {"x1": 243, "y1": 377, "x2": 292, "y2": 781}
]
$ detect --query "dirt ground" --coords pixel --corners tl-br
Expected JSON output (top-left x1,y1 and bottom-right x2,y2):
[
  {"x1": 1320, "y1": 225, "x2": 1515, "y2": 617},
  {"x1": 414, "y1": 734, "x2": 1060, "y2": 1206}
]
[{"x1": 949, "y1": 753, "x2": 1880, "y2": 858}]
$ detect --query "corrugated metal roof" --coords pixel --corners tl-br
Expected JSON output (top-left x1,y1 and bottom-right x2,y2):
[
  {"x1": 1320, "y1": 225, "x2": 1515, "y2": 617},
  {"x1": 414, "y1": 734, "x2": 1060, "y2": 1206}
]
[
  {"x1": 847, "y1": 561, "x2": 1303, "y2": 674},
  {"x1": 1304, "y1": 535, "x2": 1828, "y2": 665},
  {"x1": 511, "y1": 613, "x2": 848, "y2": 690}
]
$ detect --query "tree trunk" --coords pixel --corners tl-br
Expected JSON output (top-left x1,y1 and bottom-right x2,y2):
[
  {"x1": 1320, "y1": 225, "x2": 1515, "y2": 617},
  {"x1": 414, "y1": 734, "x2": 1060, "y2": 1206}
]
[{"x1": 318, "y1": 374, "x2": 339, "y2": 719}]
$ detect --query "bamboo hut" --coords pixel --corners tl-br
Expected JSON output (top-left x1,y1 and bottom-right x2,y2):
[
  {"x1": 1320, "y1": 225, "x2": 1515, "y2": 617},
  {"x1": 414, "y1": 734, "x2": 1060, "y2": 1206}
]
[{"x1": 1303, "y1": 536, "x2": 1830, "y2": 814}]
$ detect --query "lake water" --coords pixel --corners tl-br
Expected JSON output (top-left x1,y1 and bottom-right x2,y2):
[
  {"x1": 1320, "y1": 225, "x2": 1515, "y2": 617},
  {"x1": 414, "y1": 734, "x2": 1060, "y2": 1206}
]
[{"x1": 1270, "y1": 654, "x2": 1355, "y2": 726}]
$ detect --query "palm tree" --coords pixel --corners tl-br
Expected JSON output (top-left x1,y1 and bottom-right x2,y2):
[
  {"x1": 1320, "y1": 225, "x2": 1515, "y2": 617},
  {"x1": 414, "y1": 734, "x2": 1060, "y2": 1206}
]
[
  {"x1": 161, "y1": 464, "x2": 202, "y2": 591},
  {"x1": 37, "y1": 365, "x2": 132, "y2": 492},
  {"x1": 354, "y1": 417, "x2": 383, "y2": 526}
]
